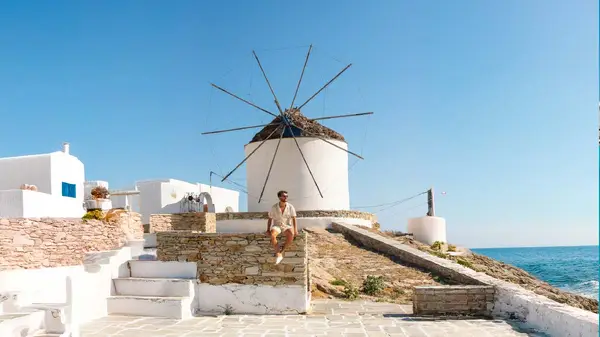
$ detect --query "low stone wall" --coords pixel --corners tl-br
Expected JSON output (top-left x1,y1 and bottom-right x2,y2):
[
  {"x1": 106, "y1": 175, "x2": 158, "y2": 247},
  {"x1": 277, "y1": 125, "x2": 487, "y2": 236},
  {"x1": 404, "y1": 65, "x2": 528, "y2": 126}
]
[
  {"x1": 156, "y1": 231, "x2": 307, "y2": 287},
  {"x1": 331, "y1": 223, "x2": 484, "y2": 285},
  {"x1": 149, "y1": 213, "x2": 216, "y2": 233},
  {"x1": 0, "y1": 212, "x2": 143, "y2": 270},
  {"x1": 332, "y1": 222, "x2": 598, "y2": 337},
  {"x1": 216, "y1": 210, "x2": 376, "y2": 222},
  {"x1": 413, "y1": 285, "x2": 495, "y2": 317}
]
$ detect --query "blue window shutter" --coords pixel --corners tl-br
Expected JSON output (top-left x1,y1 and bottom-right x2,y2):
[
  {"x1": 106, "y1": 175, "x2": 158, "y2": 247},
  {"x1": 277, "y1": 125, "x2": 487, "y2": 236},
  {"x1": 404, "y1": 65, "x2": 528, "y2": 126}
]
[
  {"x1": 62, "y1": 182, "x2": 76, "y2": 198},
  {"x1": 62, "y1": 182, "x2": 68, "y2": 197}
]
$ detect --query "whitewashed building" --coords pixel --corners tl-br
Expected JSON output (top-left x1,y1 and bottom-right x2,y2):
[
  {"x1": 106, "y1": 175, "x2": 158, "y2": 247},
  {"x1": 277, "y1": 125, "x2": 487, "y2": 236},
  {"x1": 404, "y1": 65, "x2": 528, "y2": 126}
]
[
  {"x1": 0, "y1": 143, "x2": 85, "y2": 218},
  {"x1": 111, "y1": 178, "x2": 239, "y2": 224}
]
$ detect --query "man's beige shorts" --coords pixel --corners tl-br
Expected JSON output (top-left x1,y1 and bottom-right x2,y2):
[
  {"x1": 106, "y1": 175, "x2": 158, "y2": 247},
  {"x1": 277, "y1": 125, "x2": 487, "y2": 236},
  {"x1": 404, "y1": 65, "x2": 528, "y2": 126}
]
[{"x1": 271, "y1": 224, "x2": 292, "y2": 235}]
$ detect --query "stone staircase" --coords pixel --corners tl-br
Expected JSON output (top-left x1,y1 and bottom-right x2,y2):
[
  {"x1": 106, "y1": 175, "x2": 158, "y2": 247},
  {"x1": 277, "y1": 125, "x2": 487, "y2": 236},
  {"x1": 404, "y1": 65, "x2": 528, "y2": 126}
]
[{"x1": 106, "y1": 260, "x2": 197, "y2": 319}]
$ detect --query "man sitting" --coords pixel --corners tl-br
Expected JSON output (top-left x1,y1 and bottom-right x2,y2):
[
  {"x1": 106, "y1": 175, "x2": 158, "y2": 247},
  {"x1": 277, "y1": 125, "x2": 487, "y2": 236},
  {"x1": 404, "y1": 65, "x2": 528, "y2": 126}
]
[{"x1": 266, "y1": 190, "x2": 298, "y2": 264}]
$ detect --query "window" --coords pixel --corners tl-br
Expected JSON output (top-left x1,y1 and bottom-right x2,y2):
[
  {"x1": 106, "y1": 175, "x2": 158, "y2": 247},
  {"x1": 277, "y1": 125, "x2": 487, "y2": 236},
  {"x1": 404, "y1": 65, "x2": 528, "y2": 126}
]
[{"x1": 62, "y1": 182, "x2": 76, "y2": 198}]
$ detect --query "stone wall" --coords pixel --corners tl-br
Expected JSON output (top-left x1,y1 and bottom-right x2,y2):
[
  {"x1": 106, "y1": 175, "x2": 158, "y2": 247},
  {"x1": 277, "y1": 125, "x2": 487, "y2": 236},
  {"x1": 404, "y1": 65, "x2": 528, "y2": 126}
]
[
  {"x1": 157, "y1": 231, "x2": 307, "y2": 287},
  {"x1": 216, "y1": 210, "x2": 376, "y2": 222},
  {"x1": 331, "y1": 222, "x2": 484, "y2": 285},
  {"x1": 0, "y1": 212, "x2": 143, "y2": 270},
  {"x1": 149, "y1": 213, "x2": 216, "y2": 233},
  {"x1": 331, "y1": 222, "x2": 599, "y2": 337},
  {"x1": 413, "y1": 285, "x2": 495, "y2": 317}
]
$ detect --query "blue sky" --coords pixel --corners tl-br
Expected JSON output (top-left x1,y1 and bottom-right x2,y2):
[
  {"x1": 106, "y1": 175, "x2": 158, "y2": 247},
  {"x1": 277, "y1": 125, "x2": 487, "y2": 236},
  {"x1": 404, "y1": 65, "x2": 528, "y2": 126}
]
[{"x1": 0, "y1": 0, "x2": 596, "y2": 248}]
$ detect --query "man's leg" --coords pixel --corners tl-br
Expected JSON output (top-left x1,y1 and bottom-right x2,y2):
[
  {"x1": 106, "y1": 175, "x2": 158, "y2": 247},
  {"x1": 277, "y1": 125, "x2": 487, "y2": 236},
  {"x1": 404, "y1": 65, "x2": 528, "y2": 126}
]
[
  {"x1": 269, "y1": 228, "x2": 280, "y2": 255},
  {"x1": 279, "y1": 229, "x2": 294, "y2": 255}
]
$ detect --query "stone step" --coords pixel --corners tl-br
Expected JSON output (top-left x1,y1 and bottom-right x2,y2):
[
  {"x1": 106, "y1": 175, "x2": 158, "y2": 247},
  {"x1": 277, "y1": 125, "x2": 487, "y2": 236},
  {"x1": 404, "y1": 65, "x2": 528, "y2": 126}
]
[
  {"x1": 107, "y1": 296, "x2": 193, "y2": 319},
  {"x1": 30, "y1": 331, "x2": 64, "y2": 337},
  {"x1": 128, "y1": 260, "x2": 197, "y2": 279},
  {"x1": 114, "y1": 278, "x2": 194, "y2": 297}
]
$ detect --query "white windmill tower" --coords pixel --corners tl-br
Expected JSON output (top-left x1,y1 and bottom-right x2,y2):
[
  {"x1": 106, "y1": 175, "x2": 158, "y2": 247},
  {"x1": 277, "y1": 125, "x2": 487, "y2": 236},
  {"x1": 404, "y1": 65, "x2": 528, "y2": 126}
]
[{"x1": 203, "y1": 45, "x2": 373, "y2": 212}]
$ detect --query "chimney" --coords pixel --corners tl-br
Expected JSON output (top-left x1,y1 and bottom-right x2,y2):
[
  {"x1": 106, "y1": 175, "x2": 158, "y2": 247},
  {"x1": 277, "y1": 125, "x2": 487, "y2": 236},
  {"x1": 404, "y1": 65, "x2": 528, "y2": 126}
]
[{"x1": 62, "y1": 142, "x2": 70, "y2": 155}]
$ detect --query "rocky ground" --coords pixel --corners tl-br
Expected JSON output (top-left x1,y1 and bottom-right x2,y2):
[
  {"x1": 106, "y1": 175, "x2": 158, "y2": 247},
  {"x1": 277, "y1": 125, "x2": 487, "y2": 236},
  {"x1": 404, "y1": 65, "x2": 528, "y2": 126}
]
[
  {"x1": 364, "y1": 227, "x2": 599, "y2": 314},
  {"x1": 306, "y1": 228, "x2": 441, "y2": 304}
]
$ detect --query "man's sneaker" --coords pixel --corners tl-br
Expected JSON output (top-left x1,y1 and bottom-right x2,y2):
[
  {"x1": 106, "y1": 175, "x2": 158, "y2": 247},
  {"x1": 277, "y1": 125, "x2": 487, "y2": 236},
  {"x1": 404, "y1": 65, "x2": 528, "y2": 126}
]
[{"x1": 275, "y1": 253, "x2": 283, "y2": 265}]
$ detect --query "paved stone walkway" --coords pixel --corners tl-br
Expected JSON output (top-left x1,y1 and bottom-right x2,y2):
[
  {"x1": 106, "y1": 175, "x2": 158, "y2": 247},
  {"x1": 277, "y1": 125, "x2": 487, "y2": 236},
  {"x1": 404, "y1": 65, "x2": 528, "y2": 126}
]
[{"x1": 80, "y1": 300, "x2": 548, "y2": 337}]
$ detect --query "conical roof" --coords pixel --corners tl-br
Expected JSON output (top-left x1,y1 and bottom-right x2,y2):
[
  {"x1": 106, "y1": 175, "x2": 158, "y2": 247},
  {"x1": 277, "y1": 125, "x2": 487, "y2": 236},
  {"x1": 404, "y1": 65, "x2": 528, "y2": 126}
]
[{"x1": 249, "y1": 108, "x2": 345, "y2": 143}]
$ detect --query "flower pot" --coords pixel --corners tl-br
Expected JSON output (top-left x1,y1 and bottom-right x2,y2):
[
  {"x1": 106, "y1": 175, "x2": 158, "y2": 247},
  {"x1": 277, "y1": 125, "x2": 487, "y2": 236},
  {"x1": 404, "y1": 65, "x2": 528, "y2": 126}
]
[{"x1": 85, "y1": 199, "x2": 113, "y2": 211}]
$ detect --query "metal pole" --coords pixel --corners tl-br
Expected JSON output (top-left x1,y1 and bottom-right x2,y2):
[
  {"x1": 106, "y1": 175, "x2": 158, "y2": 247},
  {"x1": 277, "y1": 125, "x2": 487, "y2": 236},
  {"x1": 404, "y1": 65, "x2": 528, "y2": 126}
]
[{"x1": 427, "y1": 187, "x2": 435, "y2": 216}]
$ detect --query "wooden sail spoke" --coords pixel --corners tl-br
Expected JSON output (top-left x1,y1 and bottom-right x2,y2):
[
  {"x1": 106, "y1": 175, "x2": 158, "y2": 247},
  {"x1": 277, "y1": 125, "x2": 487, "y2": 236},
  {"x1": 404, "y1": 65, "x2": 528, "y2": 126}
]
[
  {"x1": 288, "y1": 125, "x2": 324, "y2": 198},
  {"x1": 310, "y1": 112, "x2": 373, "y2": 122},
  {"x1": 252, "y1": 51, "x2": 284, "y2": 115},
  {"x1": 211, "y1": 83, "x2": 278, "y2": 117},
  {"x1": 258, "y1": 126, "x2": 286, "y2": 203},
  {"x1": 221, "y1": 124, "x2": 283, "y2": 182},
  {"x1": 289, "y1": 45, "x2": 312, "y2": 110},
  {"x1": 298, "y1": 63, "x2": 352, "y2": 110},
  {"x1": 202, "y1": 123, "x2": 278, "y2": 135},
  {"x1": 289, "y1": 122, "x2": 364, "y2": 160}
]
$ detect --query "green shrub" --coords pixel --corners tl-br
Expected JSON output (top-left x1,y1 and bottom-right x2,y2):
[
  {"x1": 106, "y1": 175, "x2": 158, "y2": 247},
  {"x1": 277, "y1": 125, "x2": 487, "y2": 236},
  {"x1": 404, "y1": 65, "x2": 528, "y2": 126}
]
[
  {"x1": 343, "y1": 283, "x2": 359, "y2": 300},
  {"x1": 430, "y1": 241, "x2": 444, "y2": 251},
  {"x1": 391, "y1": 287, "x2": 406, "y2": 298},
  {"x1": 362, "y1": 275, "x2": 385, "y2": 296},
  {"x1": 456, "y1": 258, "x2": 474, "y2": 269},
  {"x1": 82, "y1": 210, "x2": 104, "y2": 220},
  {"x1": 330, "y1": 279, "x2": 348, "y2": 287},
  {"x1": 430, "y1": 250, "x2": 448, "y2": 259},
  {"x1": 447, "y1": 244, "x2": 457, "y2": 252}
]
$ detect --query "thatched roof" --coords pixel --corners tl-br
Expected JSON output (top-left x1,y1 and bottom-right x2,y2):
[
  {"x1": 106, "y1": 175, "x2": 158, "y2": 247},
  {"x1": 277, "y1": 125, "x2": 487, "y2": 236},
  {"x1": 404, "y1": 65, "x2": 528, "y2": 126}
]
[{"x1": 249, "y1": 108, "x2": 345, "y2": 143}]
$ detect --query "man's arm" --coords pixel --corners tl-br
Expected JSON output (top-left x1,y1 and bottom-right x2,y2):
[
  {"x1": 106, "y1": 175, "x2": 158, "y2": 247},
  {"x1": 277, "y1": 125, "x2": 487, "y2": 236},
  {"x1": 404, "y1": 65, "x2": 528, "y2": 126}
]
[
  {"x1": 292, "y1": 216, "x2": 297, "y2": 236},
  {"x1": 290, "y1": 205, "x2": 298, "y2": 235},
  {"x1": 267, "y1": 207, "x2": 273, "y2": 233}
]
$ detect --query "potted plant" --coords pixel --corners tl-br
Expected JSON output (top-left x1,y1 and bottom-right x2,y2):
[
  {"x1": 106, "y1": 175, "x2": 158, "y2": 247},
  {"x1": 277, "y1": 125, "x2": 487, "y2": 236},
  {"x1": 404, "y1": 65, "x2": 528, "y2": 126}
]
[{"x1": 85, "y1": 186, "x2": 113, "y2": 210}]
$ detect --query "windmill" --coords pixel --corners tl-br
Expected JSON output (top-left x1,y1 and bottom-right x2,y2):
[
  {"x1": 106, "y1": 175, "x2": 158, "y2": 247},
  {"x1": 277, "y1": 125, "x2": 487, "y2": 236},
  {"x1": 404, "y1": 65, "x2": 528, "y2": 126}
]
[{"x1": 203, "y1": 45, "x2": 373, "y2": 208}]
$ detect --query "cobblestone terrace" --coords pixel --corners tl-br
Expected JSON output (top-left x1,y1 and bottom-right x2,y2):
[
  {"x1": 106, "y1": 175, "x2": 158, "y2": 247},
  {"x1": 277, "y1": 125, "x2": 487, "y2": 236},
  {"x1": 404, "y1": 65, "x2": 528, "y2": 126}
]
[{"x1": 79, "y1": 300, "x2": 548, "y2": 337}]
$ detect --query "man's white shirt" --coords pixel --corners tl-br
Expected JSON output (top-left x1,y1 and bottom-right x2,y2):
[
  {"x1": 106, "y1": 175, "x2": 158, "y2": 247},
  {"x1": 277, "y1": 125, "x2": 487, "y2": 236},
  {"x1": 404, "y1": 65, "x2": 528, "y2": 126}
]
[{"x1": 268, "y1": 202, "x2": 297, "y2": 229}]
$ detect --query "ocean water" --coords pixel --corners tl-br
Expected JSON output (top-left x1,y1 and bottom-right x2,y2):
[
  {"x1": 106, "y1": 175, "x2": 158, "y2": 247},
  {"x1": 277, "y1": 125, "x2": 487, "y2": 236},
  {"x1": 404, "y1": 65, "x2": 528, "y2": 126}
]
[{"x1": 472, "y1": 245, "x2": 599, "y2": 300}]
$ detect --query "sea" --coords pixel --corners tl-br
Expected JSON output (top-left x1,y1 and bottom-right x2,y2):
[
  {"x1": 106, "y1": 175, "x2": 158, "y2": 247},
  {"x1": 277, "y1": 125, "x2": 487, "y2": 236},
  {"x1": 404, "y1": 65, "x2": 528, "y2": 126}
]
[{"x1": 472, "y1": 245, "x2": 599, "y2": 300}]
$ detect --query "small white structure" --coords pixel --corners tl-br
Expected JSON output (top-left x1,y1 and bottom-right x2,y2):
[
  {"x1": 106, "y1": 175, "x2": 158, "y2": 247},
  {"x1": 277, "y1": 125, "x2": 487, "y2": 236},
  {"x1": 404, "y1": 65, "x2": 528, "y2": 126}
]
[
  {"x1": 0, "y1": 143, "x2": 85, "y2": 218},
  {"x1": 113, "y1": 179, "x2": 239, "y2": 224},
  {"x1": 245, "y1": 111, "x2": 350, "y2": 212},
  {"x1": 407, "y1": 216, "x2": 447, "y2": 245}
]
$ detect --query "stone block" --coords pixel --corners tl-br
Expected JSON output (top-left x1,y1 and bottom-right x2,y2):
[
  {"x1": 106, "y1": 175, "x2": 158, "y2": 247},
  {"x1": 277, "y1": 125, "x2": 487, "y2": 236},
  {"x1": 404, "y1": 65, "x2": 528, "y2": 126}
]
[
  {"x1": 157, "y1": 231, "x2": 308, "y2": 287},
  {"x1": 0, "y1": 212, "x2": 143, "y2": 270}
]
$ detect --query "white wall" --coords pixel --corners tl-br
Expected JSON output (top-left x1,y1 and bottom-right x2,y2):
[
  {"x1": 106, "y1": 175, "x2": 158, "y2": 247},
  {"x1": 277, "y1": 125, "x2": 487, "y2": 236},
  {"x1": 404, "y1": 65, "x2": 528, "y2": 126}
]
[
  {"x1": 199, "y1": 184, "x2": 239, "y2": 213},
  {"x1": 0, "y1": 247, "x2": 132, "y2": 325},
  {"x1": 245, "y1": 138, "x2": 350, "y2": 212},
  {"x1": 0, "y1": 190, "x2": 24, "y2": 217},
  {"x1": 407, "y1": 216, "x2": 447, "y2": 245},
  {"x1": 0, "y1": 149, "x2": 85, "y2": 218},
  {"x1": 135, "y1": 179, "x2": 240, "y2": 224},
  {"x1": 50, "y1": 152, "x2": 85, "y2": 204},
  {"x1": 0, "y1": 190, "x2": 85, "y2": 218},
  {"x1": 195, "y1": 284, "x2": 308, "y2": 315},
  {"x1": 0, "y1": 154, "x2": 52, "y2": 193},
  {"x1": 216, "y1": 217, "x2": 373, "y2": 233},
  {"x1": 111, "y1": 194, "x2": 141, "y2": 213}
]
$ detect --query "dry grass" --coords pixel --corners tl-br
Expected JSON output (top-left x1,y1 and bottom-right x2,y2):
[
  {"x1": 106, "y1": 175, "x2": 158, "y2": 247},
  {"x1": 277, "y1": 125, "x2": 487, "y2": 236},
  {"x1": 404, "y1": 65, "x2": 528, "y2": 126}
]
[{"x1": 306, "y1": 228, "x2": 441, "y2": 304}]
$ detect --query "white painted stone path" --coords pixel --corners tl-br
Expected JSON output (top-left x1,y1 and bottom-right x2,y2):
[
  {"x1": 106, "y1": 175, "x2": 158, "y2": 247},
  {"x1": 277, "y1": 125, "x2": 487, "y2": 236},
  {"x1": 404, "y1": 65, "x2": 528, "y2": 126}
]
[{"x1": 80, "y1": 300, "x2": 549, "y2": 337}]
